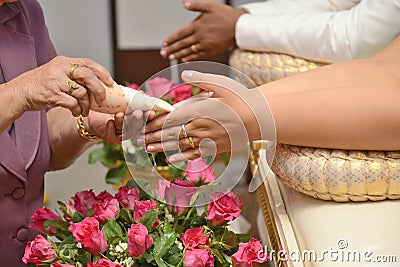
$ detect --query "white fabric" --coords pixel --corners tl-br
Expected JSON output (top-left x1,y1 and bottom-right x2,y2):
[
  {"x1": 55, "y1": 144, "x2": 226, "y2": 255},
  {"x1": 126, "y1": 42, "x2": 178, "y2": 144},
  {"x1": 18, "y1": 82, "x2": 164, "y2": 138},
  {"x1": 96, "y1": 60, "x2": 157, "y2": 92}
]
[{"x1": 236, "y1": 0, "x2": 400, "y2": 63}]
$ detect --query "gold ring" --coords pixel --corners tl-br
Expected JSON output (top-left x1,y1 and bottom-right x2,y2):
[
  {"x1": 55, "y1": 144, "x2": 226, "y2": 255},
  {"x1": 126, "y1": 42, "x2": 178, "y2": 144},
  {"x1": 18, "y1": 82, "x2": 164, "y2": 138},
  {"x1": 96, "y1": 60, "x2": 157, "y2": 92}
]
[
  {"x1": 68, "y1": 80, "x2": 79, "y2": 94},
  {"x1": 69, "y1": 63, "x2": 80, "y2": 79},
  {"x1": 191, "y1": 44, "x2": 198, "y2": 53},
  {"x1": 188, "y1": 136, "x2": 195, "y2": 149}
]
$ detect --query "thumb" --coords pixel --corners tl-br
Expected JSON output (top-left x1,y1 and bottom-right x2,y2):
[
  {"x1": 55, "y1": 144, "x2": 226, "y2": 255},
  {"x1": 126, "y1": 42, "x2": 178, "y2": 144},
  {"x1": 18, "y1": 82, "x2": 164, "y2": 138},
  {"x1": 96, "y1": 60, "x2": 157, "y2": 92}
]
[
  {"x1": 181, "y1": 70, "x2": 248, "y2": 97},
  {"x1": 183, "y1": 0, "x2": 214, "y2": 12}
]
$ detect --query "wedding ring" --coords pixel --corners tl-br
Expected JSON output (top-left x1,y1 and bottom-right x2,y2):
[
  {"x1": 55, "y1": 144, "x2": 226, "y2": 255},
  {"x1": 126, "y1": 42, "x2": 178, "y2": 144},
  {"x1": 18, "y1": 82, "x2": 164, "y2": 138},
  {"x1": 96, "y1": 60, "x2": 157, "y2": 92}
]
[
  {"x1": 69, "y1": 63, "x2": 80, "y2": 79},
  {"x1": 181, "y1": 124, "x2": 188, "y2": 138},
  {"x1": 188, "y1": 136, "x2": 195, "y2": 149},
  {"x1": 68, "y1": 80, "x2": 79, "y2": 94},
  {"x1": 191, "y1": 44, "x2": 198, "y2": 53}
]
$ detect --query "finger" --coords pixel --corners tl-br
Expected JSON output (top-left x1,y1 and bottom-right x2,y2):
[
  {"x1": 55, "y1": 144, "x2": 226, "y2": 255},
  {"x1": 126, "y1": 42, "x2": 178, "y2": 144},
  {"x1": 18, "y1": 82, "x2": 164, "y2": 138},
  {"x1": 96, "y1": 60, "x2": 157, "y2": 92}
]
[
  {"x1": 162, "y1": 23, "x2": 195, "y2": 48},
  {"x1": 164, "y1": 36, "x2": 198, "y2": 61},
  {"x1": 55, "y1": 95, "x2": 82, "y2": 117},
  {"x1": 183, "y1": 0, "x2": 214, "y2": 12},
  {"x1": 166, "y1": 148, "x2": 203, "y2": 164},
  {"x1": 105, "y1": 119, "x2": 120, "y2": 144},
  {"x1": 145, "y1": 124, "x2": 183, "y2": 143},
  {"x1": 76, "y1": 58, "x2": 114, "y2": 86},
  {"x1": 169, "y1": 41, "x2": 200, "y2": 61},
  {"x1": 146, "y1": 136, "x2": 199, "y2": 152},
  {"x1": 144, "y1": 113, "x2": 169, "y2": 133},
  {"x1": 181, "y1": 52, "x2": 204, "y2": 63},
  {"x1": 70, "y1": 65, "x2": 107, "y2": 106},
  {"x1": 181, "y1": 70, "x2": 248, "y2": 96},
  {"x1": 114, "y1": 112, "x2": 124, "y2": 134},
  {"x1": 68, "y1": 83, "x2": 90, "y2": 116}
]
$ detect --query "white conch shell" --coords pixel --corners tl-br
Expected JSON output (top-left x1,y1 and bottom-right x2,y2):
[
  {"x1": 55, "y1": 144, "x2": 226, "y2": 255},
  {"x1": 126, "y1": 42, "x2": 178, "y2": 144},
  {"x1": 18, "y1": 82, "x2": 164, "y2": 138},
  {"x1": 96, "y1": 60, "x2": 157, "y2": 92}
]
[
  {"x1": 90, "y1": 83, "x2": 174, "y2": 114},
  {"x1": 120, "y1": 85, "x2": 175, "y2": 112}
]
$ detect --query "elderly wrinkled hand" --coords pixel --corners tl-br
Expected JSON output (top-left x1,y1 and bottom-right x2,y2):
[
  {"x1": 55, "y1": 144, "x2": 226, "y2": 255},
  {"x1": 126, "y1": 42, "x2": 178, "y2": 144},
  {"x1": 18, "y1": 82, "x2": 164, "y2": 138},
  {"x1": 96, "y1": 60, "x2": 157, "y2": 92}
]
[
  {"x1": 142, "y1": 70, "x2": 274, "y2": 163},
  {"x1": 160, "y1": 0, "x2": 245, "y2": 62},
  {"x1": 9, "y1": 55, "x2": 113, "y2": 117}
]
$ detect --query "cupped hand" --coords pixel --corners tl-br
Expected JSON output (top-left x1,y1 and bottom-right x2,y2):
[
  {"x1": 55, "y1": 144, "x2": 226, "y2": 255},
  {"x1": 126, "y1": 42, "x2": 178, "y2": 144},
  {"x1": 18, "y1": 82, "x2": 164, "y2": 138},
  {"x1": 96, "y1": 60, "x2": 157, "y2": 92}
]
[
  {"x1": 143, "y1": 70, "x2": 275, "y2": 163},
  {"x1": 160, "y1": 0, "x2": 246, "y2": 62},
  {"x1": 12, "y1": 55, "x2": 114, "y2": 117},
  {"x1": 87, "y1": 109, "x2": 147, "y2": 144}
]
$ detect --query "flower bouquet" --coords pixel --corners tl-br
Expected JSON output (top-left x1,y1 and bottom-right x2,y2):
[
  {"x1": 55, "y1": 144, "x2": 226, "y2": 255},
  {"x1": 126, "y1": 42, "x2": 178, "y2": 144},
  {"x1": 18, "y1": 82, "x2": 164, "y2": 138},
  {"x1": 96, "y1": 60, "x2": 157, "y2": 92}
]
[{"x1": 23, "y1": 162, "x2": 269, "y2": 266}]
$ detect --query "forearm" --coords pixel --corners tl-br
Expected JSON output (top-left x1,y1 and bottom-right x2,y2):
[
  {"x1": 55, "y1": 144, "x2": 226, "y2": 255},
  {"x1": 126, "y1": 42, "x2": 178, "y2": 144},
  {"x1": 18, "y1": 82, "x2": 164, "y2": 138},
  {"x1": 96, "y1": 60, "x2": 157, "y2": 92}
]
[
  {"x1": 260, "y1": 56, "x2": 400, "y2": 150},
  {"x1": 236, "y1": 0, "x2": 400, "y2": 63},
  {"x1": 240, "y1": 0, "x2": 359, "y2": 14},
  {"x1": 0, "y1": 82, "x2": 25, "y2": 134},
  {"x1": 47, "y1": 107, "x2": 99, "y2": 170}
]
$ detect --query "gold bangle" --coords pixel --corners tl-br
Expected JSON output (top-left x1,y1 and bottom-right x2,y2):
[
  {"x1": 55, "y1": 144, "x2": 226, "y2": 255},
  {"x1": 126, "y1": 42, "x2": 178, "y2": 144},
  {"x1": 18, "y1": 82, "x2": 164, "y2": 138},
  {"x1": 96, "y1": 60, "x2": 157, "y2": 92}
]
[{"x1": 77, "y1": 115, "x2": 98, "y2": 141}]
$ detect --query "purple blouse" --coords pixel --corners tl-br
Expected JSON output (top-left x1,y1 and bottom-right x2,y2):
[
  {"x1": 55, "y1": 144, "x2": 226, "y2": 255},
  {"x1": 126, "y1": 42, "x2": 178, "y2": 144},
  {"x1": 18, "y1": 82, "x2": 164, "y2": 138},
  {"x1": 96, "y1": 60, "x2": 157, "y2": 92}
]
[{"x1": 0, "y1": 1, "x2": 56, "y2": 266}]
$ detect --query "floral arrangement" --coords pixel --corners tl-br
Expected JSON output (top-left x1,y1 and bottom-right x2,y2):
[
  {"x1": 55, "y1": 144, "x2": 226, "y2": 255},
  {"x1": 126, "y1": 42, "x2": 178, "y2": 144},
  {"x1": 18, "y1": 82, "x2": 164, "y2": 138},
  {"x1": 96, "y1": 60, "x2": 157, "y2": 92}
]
[
  {"x1": 23, "y1": 161, "x2": 269, "y2": 267},
  {"x1": 89, "y1": 77, "x2": 229, "y2": 186}
]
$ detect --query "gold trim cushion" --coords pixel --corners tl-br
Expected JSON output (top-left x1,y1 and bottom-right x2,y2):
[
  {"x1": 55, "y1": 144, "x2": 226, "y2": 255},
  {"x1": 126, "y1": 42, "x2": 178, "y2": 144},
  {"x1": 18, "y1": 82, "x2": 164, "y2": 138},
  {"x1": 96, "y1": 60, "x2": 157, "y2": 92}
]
[
  {"x1": 271, "y1": 143, "x2": 400, "y2": 202},
  {"x1": 229, "y1": 49, "x2": 327, "y2": 85}
]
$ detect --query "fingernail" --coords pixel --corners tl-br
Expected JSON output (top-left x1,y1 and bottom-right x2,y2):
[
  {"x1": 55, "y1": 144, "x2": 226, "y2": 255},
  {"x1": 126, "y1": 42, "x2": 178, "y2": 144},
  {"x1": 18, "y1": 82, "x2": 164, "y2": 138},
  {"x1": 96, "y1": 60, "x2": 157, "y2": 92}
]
[
  {"x1": 137, "y1": 138, "x2": 144, "y2": 145},
  {"x1": 169, "y1": 54, "x2": 175, "y2": 60},
  {"x1": 146, "y1": 145, "x2": 156, "y2": 152},
  {"x1": 182, "y1": 70, "x2": 193, "y2": 80},
  {"x1": 162, "y1": 41, "x2": 168, "y2": 46},
  {"x1": 184, "y1": 1, "x2": 191, "y2": 8},
  {"x1": 160, "y1": 49, "x2": 167, "y2": 57}
]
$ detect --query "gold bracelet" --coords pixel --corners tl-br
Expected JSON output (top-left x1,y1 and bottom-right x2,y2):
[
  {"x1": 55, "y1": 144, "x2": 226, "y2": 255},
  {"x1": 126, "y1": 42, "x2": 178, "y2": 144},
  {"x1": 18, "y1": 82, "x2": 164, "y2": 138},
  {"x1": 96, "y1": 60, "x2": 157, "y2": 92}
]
[{"x1": 77, "y1": 115, "x2": 98, "y2": 141}]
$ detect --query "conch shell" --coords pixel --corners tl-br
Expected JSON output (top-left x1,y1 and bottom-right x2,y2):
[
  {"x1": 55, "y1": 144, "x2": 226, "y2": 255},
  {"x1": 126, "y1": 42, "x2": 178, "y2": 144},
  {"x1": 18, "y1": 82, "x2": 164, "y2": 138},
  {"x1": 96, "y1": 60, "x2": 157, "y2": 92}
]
[{"x1": 90, "y1": 83, "x2": 174, "y2": 114}]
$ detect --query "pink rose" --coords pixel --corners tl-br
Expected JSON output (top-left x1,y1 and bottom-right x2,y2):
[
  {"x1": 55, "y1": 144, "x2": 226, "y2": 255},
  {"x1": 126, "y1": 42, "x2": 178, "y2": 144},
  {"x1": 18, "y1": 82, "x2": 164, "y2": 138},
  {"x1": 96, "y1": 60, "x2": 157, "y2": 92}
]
[
  {"x1": 181, "y1": 228, "x2": 210, "y2": 249},
  {"x1": 127, "y1": 83, "x2": 139, "y2": 90},
  {"x1": 231, "y1": 238, "x2": 268, "y2": 267},
  {"x1": 127, "y1": 223, "x2": 153, "y2": 258},
  {"x1": 53, "y1": 263, "x2": 75, "y2": 267},
  {"x1": 146, "y1": 77, "x2": 176, "y2": 98},
  {"x1": 115, "y1": 186, "x2": 140, "y2": 211},
  {"x1": 133, "y1": 200, "x2": 159, "y2": 227},
  {"x1": 88, "y1": 258, "x2": 124, "y2": 267},
  {"x1": 206, "y1": 191, "x2": 243, "y2": 226},
  {"x1": 22, "y1": 234, "x2": 57, "y2": 265},
  {"x1": 170, "y1": 84, "x2": 193, "y2": 103},
  {"x1": 185, "y1": 158, "x2": 216, "y2": 185},
  {"x1": 156, "y1": 179, "x2": 198, "y2": 215},
  {"x1": 68, "y1": 217, "x2": 108, "y2": 255},
  {"x1": 71, "y1": 190, "x2": 97, "y2": 215},
  {"x1": 29, "y1": 206, "x2": 60, "y2": 234},
  {"x1": 93, "y1": 196, "x2": 120, "y2": 224},
  {"x1": 183, "y1": 248, "x2": 214, "y2": 267},
  {"x1": 96, "y1": 191, "x2": 114, "y2": 202}
]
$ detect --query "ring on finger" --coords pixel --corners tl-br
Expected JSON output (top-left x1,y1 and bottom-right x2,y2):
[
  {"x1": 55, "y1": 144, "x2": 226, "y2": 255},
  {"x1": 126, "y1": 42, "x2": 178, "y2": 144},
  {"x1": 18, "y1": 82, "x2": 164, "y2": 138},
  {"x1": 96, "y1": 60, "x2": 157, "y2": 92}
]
[
  {"x1": 69, "y1": 63, "x2": 80, "y2": 79},
  {"x1": 191, "y1": 44, "x2": 198, "y2": 53},
  {"x1": 68, "y1": 80, "x2": 79, "y2": 94},
  {"x1": 187, "y1": 136, "x2": 195, "y2": 149},
  {"x1": 181, "y1": 124, "x2": 188, "y2": 138}
]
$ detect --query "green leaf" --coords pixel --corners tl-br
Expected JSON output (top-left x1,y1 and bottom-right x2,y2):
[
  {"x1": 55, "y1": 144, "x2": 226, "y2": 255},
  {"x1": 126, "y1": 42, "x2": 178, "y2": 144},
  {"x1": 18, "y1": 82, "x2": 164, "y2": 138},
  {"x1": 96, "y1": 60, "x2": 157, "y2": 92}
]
[
  {"x1": 155, "y1": 257, "x2": 169, "y2": 267},
  {"x1": 140, "y1": 209, "x2": 158, "y2": 231},
  {"x1": 210, "y1": 247, "x2": 225, "y2": 263},
  {"x1": 168, "y1": 164, "x2": 184, "y2": 178},
  {"x1": 102, "y1": 220, "x2": 124, "y2": 242},
  {"x1": 118, "y1": 207, "x2": 133, "y2": 223},
  {"x1": 106, "y1": 164, "x2": 127, "y2": 184},
  {"x1": 153, "y1": 220, "x2": 176, "y2": 257},
  {"x1": 192, "y1": 86, "x2": 200, "y2": 96},
  {"x1": 44, "y1": 220, "x2": 70, "y2": 232}
]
